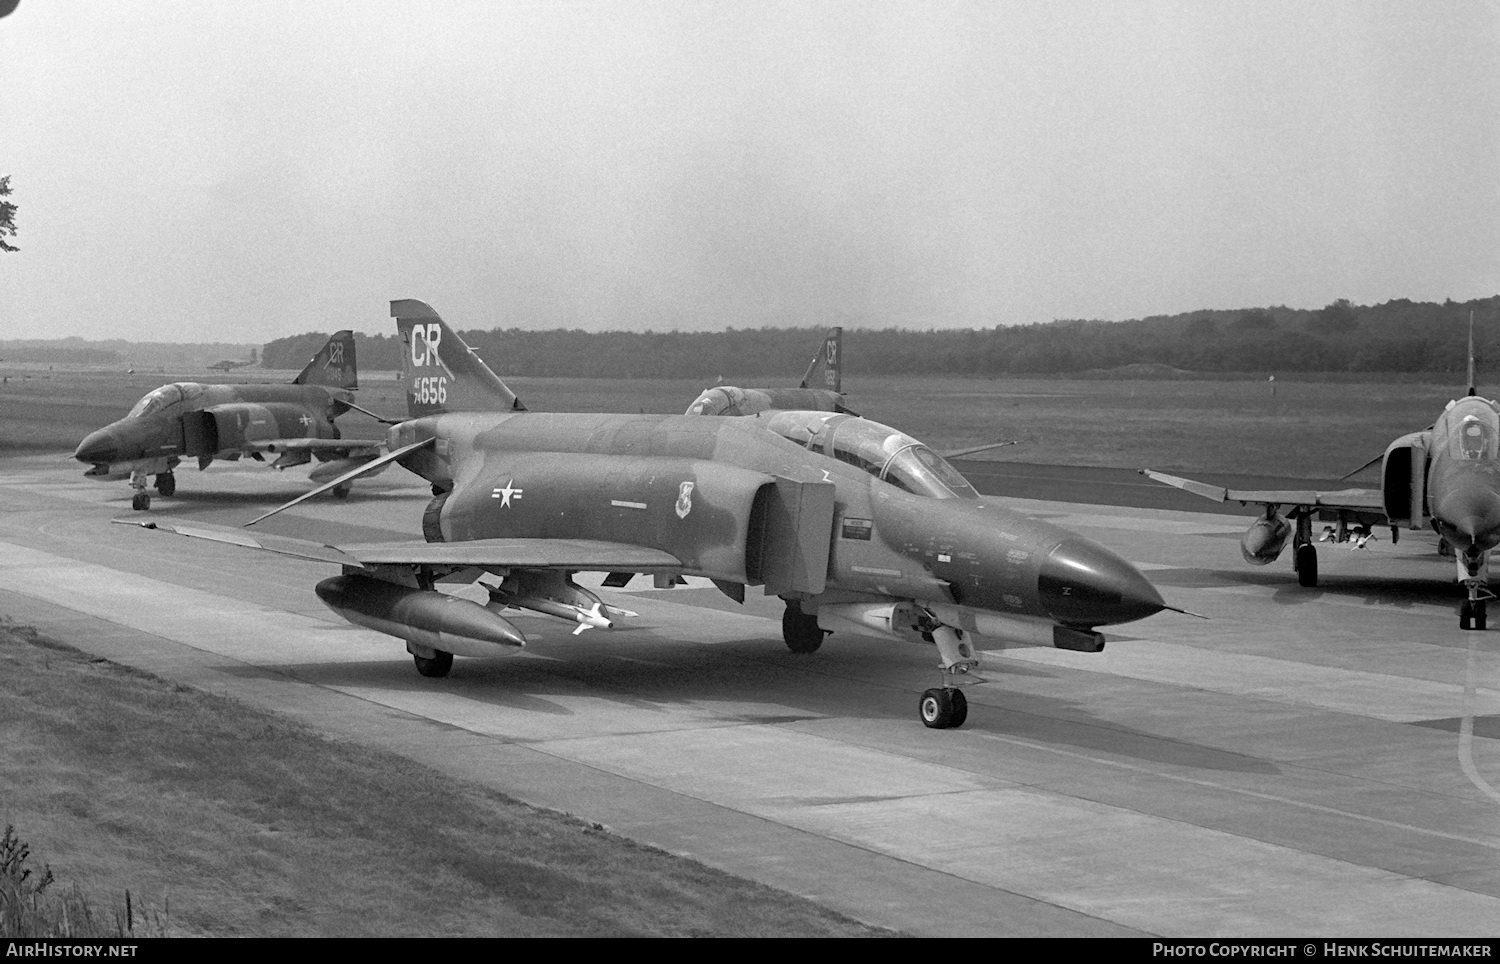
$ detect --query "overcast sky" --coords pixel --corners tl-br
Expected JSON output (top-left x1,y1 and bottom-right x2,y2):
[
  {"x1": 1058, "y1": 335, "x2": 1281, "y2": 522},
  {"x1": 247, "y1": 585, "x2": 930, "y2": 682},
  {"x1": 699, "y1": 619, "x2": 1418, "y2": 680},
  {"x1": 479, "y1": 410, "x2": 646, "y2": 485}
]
[{"x1": 2, "y1": 1, "x2": 1497, "y2": 342}]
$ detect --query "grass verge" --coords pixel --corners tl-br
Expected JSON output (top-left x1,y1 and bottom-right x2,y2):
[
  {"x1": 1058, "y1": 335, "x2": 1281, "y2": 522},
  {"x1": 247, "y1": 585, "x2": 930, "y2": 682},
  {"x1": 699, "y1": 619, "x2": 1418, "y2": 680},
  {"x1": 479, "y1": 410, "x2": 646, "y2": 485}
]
[{"x1": 0, "y1": 619, "x2": 891, "y2": 937}]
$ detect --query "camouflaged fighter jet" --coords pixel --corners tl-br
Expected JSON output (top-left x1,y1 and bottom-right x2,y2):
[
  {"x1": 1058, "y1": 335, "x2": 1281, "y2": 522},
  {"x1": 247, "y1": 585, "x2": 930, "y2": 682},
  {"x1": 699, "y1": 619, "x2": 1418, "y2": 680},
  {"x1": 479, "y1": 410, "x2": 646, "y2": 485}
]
[
  {"x1": 1143, "y1": 318, "x2": 1500, "y2": 630},
  {"x1": 125, "y1": 300, "x2": 1177, "y2": 729},
  {"x1": 75, "y1": 331, "x2": 389, "y2": 510},
  {"x1": 683, "y1": 328, "x2": 1019, "y2": 459},
  {"x1": 685, "y1": 328, "x2": 853, "y2": 417}
]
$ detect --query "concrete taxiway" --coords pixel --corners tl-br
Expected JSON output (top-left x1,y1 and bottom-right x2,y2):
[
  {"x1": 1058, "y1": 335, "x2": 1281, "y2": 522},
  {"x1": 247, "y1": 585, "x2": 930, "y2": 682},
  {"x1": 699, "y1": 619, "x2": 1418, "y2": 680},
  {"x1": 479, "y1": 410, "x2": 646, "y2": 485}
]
[{"x1": 1, "y1": 453, "x2": 1499, "y2": 937}]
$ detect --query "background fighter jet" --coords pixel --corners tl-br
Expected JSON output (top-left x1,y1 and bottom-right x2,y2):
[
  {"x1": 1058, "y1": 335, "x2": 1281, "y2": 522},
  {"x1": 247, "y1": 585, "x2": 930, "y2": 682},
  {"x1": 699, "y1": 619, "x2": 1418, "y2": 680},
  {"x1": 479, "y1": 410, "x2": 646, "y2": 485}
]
[
  {"x1": 683, "y1": 327, "x2": 1019, "y2": 459},
  {"x1": 208, "y1": 348, "x2": 257, "y2": 372},
  {"x1": 1143, "y1": 322, "x2": 1500, "y2": 630},
  {"x1": 128, "y1": 299, "x2": 1177, "y2": 729},
  {"x1": 76, "y1": 331, "x2": 388, "y2": 510},
  {"x1": 685, "y1": 328, "x2": 851, "y2": 417}
]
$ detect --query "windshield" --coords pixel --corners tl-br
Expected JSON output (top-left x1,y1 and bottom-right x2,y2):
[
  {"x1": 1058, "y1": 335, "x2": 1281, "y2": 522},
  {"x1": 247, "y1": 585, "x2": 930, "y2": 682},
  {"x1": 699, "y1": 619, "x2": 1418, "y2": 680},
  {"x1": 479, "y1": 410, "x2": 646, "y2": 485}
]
[
  {"x1": 762, "y1": 411, "x2": 978, "y2": 499},
  {"x1": 127, "y1": 384, "x2": 185, "y2": 418}
]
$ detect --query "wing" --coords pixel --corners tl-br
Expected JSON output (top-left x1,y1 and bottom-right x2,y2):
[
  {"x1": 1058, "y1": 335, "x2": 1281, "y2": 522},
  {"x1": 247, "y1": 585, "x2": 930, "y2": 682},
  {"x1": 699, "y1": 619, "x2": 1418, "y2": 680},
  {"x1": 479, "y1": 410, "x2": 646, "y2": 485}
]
[
  {"x1": 116, "y1": 520, "x2": 684, "y2": 573},
  {"x1": 1141, "y1": 469, "x2": 1386, "y2": 512}
]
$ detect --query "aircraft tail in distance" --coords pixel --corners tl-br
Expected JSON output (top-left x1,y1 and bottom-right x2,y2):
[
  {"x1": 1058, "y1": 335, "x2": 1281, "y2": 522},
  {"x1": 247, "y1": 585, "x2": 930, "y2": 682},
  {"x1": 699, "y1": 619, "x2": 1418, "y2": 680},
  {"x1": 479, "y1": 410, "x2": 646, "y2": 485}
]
[
  {"x1": 392, "y1": 299, "x2": 527, "y2": 418},
  {"x1": 799, "y1": 327, "x2": 842, "y2": 393},
  {"x1": 292, "y1": 330, "x2": 358, "y2": 389}
]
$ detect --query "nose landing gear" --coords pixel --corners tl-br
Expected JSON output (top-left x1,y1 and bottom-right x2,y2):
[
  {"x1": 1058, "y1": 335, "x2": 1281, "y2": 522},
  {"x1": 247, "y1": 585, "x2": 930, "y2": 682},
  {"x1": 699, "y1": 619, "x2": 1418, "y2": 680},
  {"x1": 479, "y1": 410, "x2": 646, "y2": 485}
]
[{"x1": 1459, "y1": 551, "x2": 1492, "y2": 631}]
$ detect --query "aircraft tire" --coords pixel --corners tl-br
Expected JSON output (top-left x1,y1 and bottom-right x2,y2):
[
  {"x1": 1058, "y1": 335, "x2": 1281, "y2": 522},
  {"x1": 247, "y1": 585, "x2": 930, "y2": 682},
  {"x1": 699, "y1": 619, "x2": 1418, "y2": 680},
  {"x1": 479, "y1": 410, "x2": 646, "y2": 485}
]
[
  {"x1": 919, "y1": 688, "x2": 955, "y2": 729},
  {"x1": 781, "y1": 601, "x2": 825, "y2": 653},
  {"x1": 948, "y1": 688, "x2": 968, "y2": 728},
  {"x1": 1479, "y1": 601, "x2": 1488, "y2": 631},
  {"x1": 413, "y1": 650, "x2": 454, "y2": 677},
  {"x1": 1295, "y1": 545, "x2": 1318, "y2": 588},
  {"x1": 131, "y1": 492, "x2": 151, "y2": 511},
  {"x1": 155, "y1": 472, "x2": 176, "y2": 496},
  {"x1": 332, "y1": 482, "x2": 352, "y2": 499}
]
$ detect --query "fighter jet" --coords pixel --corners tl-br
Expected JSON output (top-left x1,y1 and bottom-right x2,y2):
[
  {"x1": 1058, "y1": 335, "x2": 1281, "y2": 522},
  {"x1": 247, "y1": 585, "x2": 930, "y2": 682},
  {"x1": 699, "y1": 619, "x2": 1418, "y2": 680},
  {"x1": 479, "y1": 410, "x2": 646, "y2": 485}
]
[
  {"x1": 684, "y1": 327, "x2": 1019, "y2": 459},
  {"x1": 685, "y1": 328, "x2": 851, "y2": 417},
  {"x1": 76, "y1": 331, "x2": 388, "y2": 510},
  {"x1": 208, "y1": 350, "x2": 256, "y2": 373},
  {"x1": 125, "y1": 300, "x2": 1176, "y2": 729},
  {"x1": 1143, "y1": 323, "x2": 1500, "y2": 629}
]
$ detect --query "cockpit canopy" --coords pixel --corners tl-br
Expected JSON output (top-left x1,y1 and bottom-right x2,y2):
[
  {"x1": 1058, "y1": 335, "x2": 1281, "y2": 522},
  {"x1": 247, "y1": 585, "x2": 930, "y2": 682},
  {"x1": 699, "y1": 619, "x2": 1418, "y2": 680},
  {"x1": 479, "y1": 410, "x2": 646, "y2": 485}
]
[
  {"x1": 126, "y1": 383, "x2": 203, "y2": 418},
  {"x1": 1442, "y1": 397, "x2": 1500, "y2": 461},
  {"x1": 763, "y1": 411, "x2": 979, "y2": 499}
]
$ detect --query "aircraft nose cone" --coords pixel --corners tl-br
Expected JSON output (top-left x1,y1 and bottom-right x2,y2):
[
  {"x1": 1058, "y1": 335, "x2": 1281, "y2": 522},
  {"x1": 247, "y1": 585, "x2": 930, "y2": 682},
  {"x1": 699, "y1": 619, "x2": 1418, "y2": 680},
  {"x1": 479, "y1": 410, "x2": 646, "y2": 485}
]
[
  {"x1": 1038, "y1": 538, "x2": 1165, "y2": 627},
  {"x1": 74, "y1": 428, "x2": 117, "y2": 464},
  {"x1": 1436, "y1": 484, "x2": 1500, "y2": 551}
]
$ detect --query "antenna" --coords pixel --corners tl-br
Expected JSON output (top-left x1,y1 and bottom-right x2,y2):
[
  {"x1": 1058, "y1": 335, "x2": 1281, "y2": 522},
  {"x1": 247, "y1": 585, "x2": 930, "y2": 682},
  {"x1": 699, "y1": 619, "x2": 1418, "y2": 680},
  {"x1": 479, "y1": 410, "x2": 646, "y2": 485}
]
[{"x1": 1468, "y1": 310, "x2": 1477, "y2": 397}]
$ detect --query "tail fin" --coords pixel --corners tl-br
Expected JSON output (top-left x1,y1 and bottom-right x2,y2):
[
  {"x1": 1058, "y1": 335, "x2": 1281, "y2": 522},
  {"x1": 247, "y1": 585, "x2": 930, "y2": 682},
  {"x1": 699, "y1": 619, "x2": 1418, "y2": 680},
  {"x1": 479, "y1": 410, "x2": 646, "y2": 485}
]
[
  {"x1": 392, "y1": 299, "x2": 526, "y2": 418},
  {"x1": 293, "y1": 330, "x2": 358, "y2": 389},
  {"x1": 798, "y1": 327, "x2": 842, "y2": 392}
]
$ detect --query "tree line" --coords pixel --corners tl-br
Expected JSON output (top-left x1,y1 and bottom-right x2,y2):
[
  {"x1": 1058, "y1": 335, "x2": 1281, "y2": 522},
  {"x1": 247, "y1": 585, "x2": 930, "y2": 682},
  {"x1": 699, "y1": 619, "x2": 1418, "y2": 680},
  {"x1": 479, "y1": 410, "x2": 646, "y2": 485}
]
[{"x1": 260, "y1": 296, "x2": 1500, "y2": 378}]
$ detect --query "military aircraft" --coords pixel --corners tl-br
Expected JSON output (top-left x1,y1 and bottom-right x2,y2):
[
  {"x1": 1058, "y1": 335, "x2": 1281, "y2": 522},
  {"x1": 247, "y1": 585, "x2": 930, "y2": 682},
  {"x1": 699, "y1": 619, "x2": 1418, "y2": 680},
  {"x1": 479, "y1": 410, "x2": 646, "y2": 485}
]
[
  {"x1": 125, "y1": 300, "x2": 1177, "y2": 729},
  {"x1": 684, "y1": 327, "x2": 1019, "y2": 459},
  {"x1": 1143, "y1": 326, "x2": 1500, "y2": 629},
  {"x1": 685, "y1": 328, "x2": 851, "y2": 417},
  {"x1": 76, "y1": 331, "x2": 389, "y2": 510},
  {"x1": 208, "y1": 349, "x2": 257, "y2": 373}
]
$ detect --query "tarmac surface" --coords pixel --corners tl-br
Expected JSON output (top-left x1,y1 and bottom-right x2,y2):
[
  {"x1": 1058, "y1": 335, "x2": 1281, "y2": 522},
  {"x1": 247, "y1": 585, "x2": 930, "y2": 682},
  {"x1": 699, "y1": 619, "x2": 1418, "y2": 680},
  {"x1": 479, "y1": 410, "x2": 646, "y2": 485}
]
[{"x1": 2, "y1": 453, "x2": 1499, "y2": 937}]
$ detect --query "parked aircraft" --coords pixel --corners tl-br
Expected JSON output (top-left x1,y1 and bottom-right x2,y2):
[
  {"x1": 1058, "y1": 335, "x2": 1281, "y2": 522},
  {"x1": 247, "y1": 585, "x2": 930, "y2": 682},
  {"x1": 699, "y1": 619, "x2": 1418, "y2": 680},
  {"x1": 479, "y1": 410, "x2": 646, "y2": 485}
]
[
  {"x1": 1143, "y1": 325, "x2": 1500, "y2": 629},
  {"x1": 75, "y1": 331, "x2": 388, "y2": 510},
  {"x1": 126, "y1": 300, "x2": 1177, "y2": 728},
  {"x1": 208, "y1": 349, "x2": 257, "y2": 373},
  {"x1": 685, "y1": 328, "x2": 850, "y2": 417},
  {"x1": 684, "y1": 327, "x2": 1018, "y2": 459}
]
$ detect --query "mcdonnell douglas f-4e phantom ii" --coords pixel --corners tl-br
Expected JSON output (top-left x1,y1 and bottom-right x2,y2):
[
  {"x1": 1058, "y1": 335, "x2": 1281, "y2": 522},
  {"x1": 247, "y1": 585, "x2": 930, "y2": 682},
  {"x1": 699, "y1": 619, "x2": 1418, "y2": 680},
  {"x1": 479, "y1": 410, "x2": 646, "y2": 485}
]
[
  {"x1": 685, "y1": 327, "x2": 853, "y2": 417},
  {"x1": 126, "y1": 300, "x2": 1176, "y2": 728},
  {"x1": 1143, "y1": 330, "x2": 1500, "y2": 630},
  {"x1": 76, "y1": 331, "x2": 389, "y2": 510}
]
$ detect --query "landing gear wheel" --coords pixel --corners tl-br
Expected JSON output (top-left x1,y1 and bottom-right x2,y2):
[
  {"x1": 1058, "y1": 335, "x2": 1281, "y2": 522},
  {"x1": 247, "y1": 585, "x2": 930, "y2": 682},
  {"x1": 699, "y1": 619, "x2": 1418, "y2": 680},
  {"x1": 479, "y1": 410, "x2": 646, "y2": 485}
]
[
  {"x1": 1295, "y1": 544, "x2": 1318, "y2": 588},
  {"x1": 781, "y1": 600, "x2": 826, "y2": 653},
  {"x1": 332, "y1": 482, "x2": 352, "y2": 500},
  {"x1": 413, "y1": 650, "x2": 453, "y2": 677},
  {"x1": 155, "y1": 472, "x2": 176, "y2": 496},
  {"x1": 948, "y1": 688, "x2": 968, "y2": 727},
  {"x1": 131, "y1": 492, "x2": 151, "y2": 511},
  {"x1": 1461, "y1": 599, "x2": 1486, "y2": 631},
  {"x1": 1478, "y1": 600, "x2": 1488, "y2": 631},
  {"x1": 1461, "y1": 600, "x2": 1473, "y2": 631},
  {"x1": 920, "y1": 688, "x2": 960, "y2": 729}
]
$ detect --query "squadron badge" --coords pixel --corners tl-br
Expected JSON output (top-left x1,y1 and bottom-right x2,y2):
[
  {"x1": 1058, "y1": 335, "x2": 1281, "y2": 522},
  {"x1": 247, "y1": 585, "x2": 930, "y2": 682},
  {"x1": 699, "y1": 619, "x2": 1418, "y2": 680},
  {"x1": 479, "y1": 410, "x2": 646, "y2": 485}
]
[{"x1": 675, "y1": 481, "x2": 694, "y2": 519}]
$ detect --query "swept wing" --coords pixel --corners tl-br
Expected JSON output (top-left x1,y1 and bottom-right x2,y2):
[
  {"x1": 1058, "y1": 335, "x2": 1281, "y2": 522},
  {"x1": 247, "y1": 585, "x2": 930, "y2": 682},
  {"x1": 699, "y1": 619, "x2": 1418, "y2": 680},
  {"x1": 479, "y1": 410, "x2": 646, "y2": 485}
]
[{"x1": 1140, "y1": 469, "x2": 1386, "y2": 513}]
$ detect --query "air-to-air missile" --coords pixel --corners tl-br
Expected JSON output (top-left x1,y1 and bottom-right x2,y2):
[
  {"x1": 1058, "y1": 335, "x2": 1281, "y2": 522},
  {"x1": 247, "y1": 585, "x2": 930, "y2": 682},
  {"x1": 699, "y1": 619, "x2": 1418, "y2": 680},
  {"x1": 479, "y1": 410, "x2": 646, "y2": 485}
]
[{"x1": 127, "y1": 299, "x2": 1183, "y2": 729}]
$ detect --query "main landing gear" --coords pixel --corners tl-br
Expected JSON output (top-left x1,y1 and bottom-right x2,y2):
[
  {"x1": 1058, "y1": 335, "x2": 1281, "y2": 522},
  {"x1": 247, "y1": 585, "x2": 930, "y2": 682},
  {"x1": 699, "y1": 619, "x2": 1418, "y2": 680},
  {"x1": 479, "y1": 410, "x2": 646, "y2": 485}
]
[
  {"x1": 129, "y1": 468, "x2": 152, "y2": 511},
  {"x1": 407, "y1": 641, "x2": 454, "y2": 677},
  {"x1": 919, "y1": 687, "x2": 968, "y2": 728},
  {"x1": 155, "y1": 471, "x2": 176, "y2": 497},
  {"x1": 781, "y1": 599, "x2": 827, "y2": 653},
  {"x1": 1291, "y1": 511, "x2": 1318, "y2": 587}
]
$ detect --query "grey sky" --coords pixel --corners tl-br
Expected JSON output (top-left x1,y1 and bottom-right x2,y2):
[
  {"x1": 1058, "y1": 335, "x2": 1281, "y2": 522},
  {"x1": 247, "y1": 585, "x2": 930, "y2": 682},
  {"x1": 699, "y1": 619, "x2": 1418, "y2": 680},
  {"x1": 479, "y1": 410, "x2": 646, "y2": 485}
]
[{"x1": 3, "y1": 1, "x2": 1497, "y2": 342}]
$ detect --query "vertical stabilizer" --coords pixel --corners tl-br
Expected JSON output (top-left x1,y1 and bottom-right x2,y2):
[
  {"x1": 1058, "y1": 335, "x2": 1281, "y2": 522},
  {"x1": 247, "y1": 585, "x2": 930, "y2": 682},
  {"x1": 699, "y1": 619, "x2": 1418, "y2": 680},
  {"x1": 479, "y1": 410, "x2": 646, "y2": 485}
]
[
  {"x1": 392, "y1": 299, "x2": 526, "y2": 418},
  {"x1": 799, "y1": 327, "x2": 842, "y2": 393},
  {"x1": 293, "y1": 330, "x2": 358, "y2": 389}
]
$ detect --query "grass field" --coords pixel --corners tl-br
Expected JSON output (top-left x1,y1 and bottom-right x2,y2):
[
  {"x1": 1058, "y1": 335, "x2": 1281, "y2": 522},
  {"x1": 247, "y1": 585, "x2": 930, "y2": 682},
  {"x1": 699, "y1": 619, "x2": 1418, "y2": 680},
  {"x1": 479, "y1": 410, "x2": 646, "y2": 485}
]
[
  {"x1": 0, "y1": 620, "x2": 888, "y2": 937},
  {"x1": 0, "y1": 364, "x2": 1473, "y2": 479}
]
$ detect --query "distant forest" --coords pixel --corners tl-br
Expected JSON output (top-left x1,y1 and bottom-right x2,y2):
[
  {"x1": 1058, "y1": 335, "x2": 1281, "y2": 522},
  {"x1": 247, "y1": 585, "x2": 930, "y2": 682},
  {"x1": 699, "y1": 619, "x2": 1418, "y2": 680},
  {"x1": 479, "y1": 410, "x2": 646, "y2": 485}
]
[{"x1": 259, "y1": 296, "x2": 1500, "y2": 378}]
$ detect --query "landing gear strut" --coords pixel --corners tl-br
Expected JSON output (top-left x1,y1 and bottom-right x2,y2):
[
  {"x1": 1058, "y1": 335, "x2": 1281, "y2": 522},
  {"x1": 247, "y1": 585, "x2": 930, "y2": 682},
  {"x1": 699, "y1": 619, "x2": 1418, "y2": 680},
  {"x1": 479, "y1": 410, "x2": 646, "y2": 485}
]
[
  {"x1": 918, "y1": 620, "x2": 981, "y2": 729},
  {"x1": 129, "y1": 468, "x2": 151, "y2": 511},
  {"x1": 1459, "y1": 551, "x2": 1491, "y2": 631},
  {"x1": 1292, "y1": 511, "x2": 1318, "y2": 587}
]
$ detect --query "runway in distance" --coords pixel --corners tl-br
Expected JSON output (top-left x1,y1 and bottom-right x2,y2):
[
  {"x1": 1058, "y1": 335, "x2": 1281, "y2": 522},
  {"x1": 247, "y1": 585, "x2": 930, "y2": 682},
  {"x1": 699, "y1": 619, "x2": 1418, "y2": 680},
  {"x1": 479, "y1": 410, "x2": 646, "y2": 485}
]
[
  {"x1": 75, "y1": 331, "x2": 389, "y2": 510},
  {"x1": 1143, "y1": 321, "x2": 1500, "y2": 630},
  {"x1": 127, "y1": 299, "x2": 1179, "y2": 729}
]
